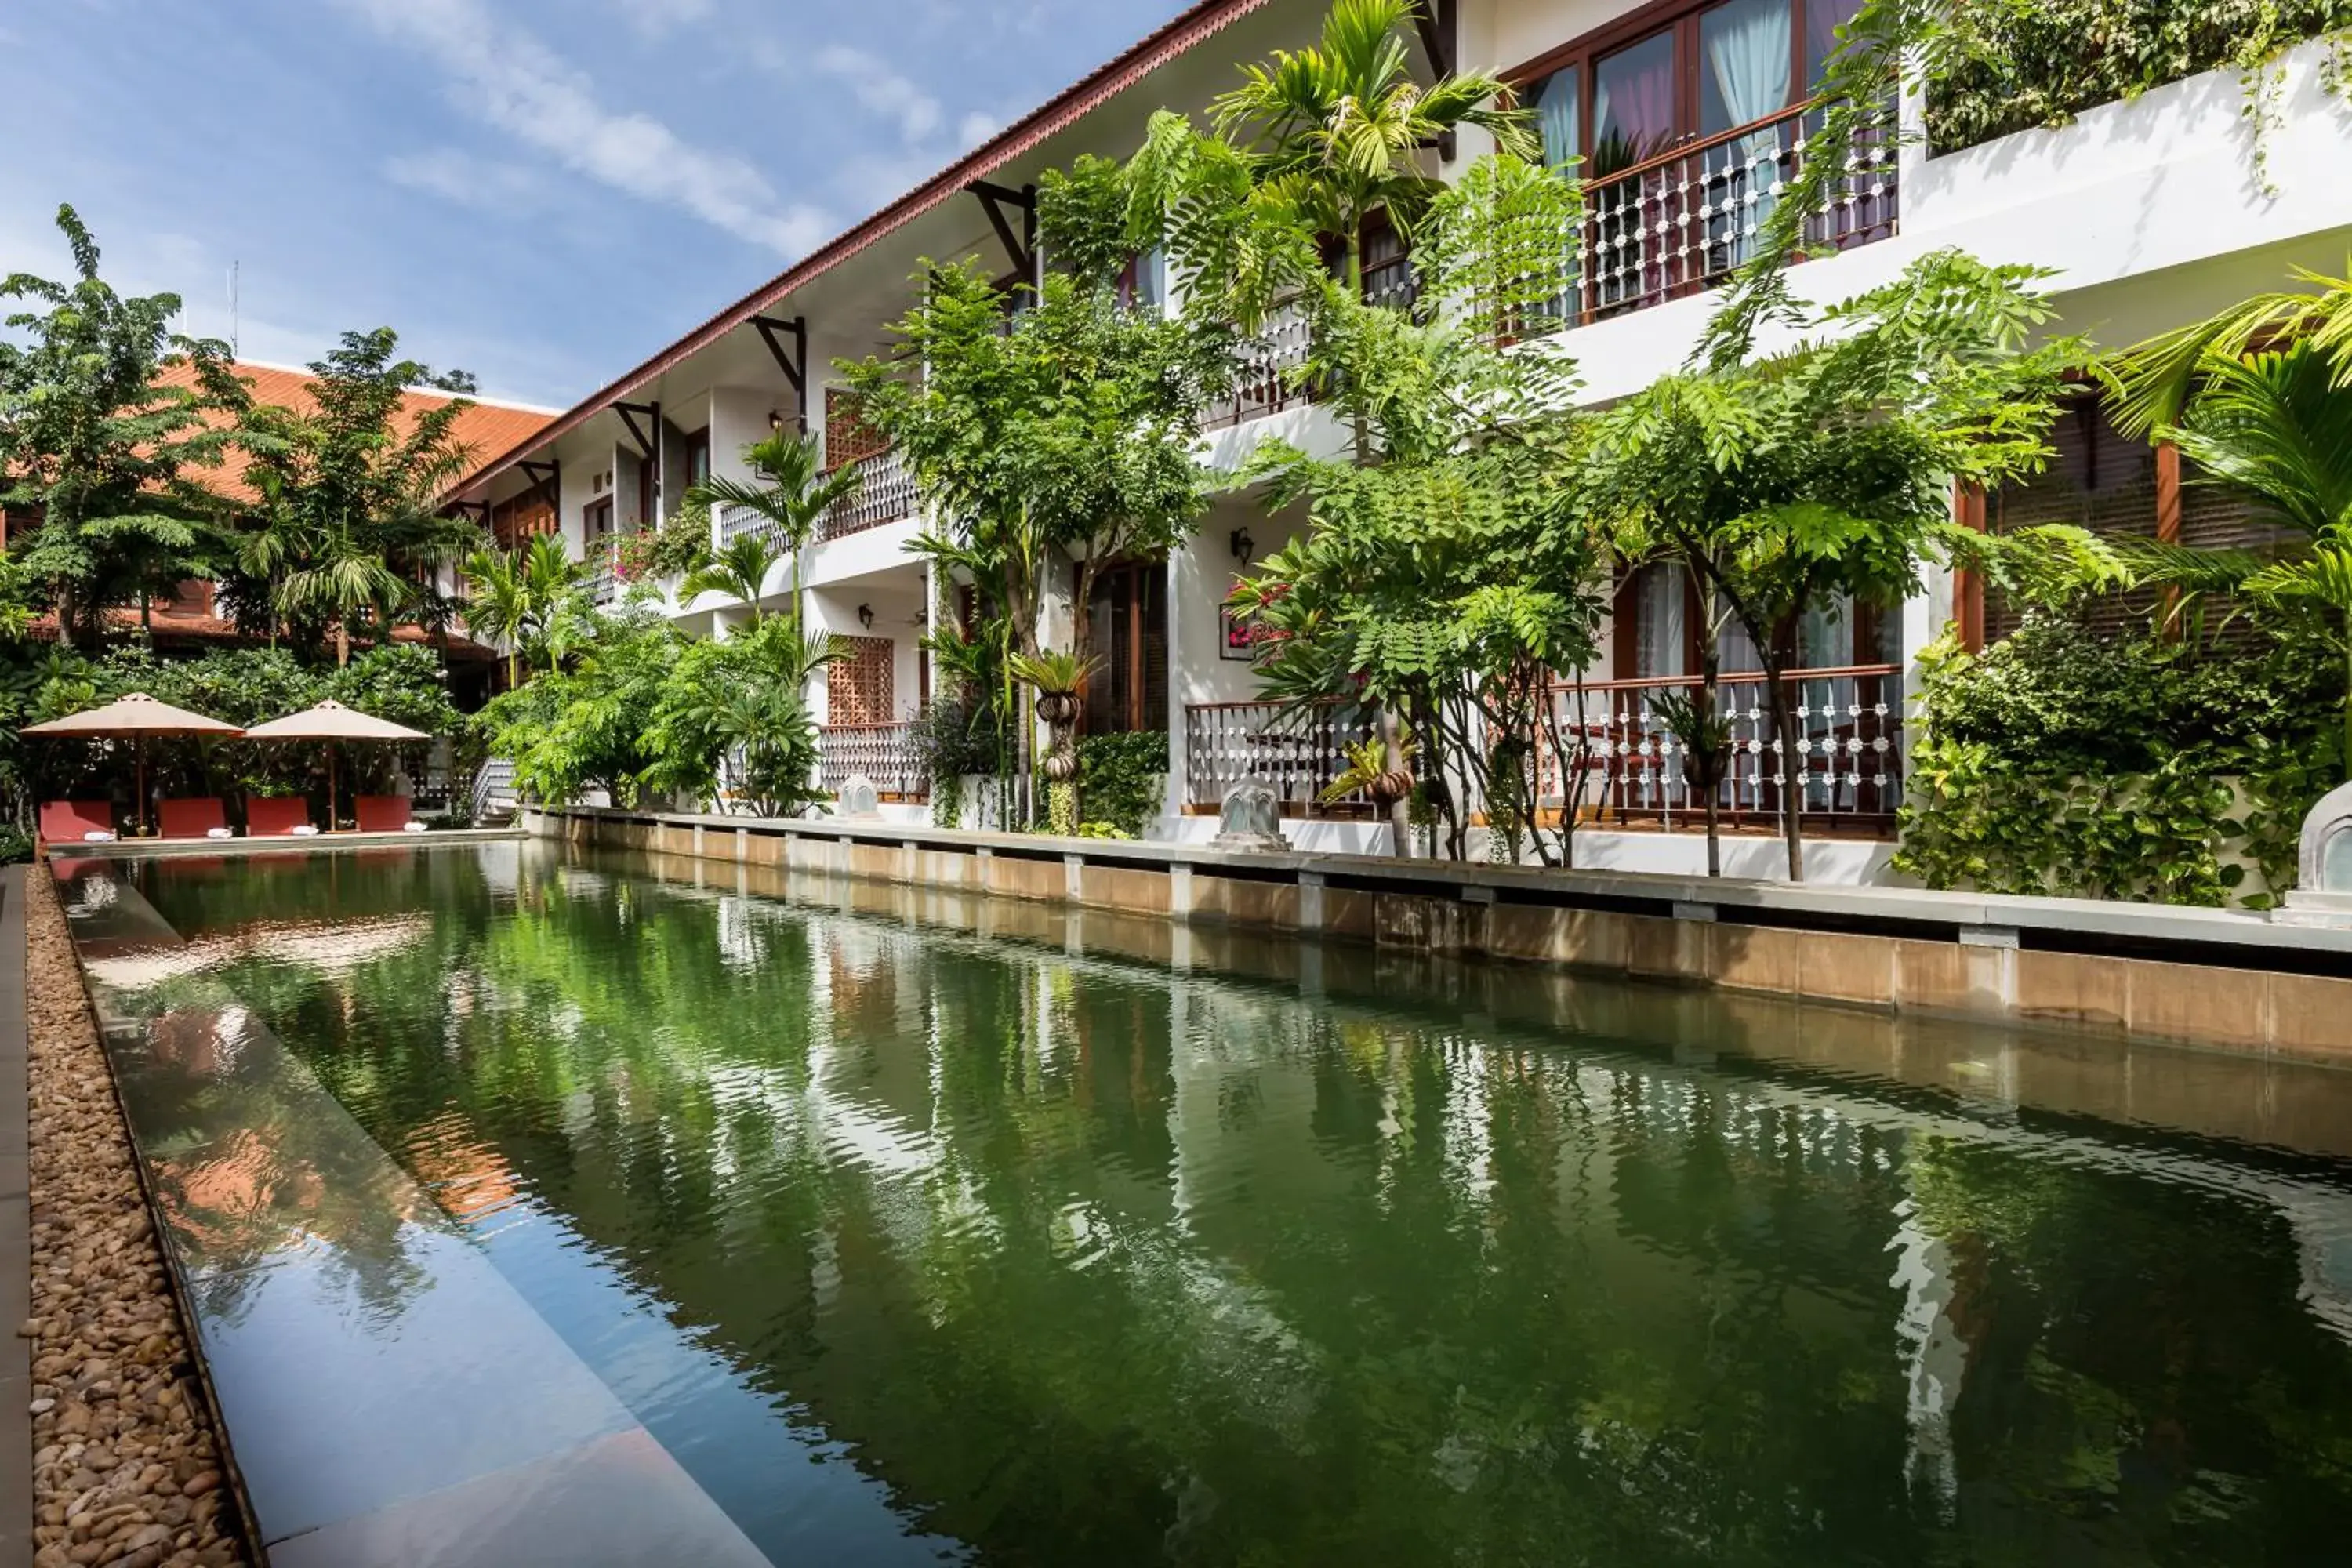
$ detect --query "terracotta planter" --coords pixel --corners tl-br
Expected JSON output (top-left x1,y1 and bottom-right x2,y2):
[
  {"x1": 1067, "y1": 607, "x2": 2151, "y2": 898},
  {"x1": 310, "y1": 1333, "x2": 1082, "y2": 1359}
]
[
  {"x1": 1035, "y1": 691, "x2": 1079, "y2": 726},
  {"x1": 1366, "y1": 770, "x2": 1414, "y2": 806},
  {"x1": 1044, "y1": 747, "x2": 1080, "y2": 783}
]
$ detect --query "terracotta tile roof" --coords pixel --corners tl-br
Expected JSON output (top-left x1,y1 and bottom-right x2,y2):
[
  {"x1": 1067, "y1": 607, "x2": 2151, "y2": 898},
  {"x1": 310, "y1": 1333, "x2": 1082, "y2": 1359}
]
[
  {"x1": 453, "y1": 0, "x2": 1278, "y2": 495},
  {"x1": 23, "y1": 607, "x2": 499, "y2": 661},
  {"x1": 152, "y1": 359, "x2": 557, "y2": 508}
]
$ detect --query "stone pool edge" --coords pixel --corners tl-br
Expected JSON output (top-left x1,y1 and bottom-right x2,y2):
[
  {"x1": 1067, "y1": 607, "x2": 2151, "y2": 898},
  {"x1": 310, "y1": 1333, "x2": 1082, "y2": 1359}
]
[
  {"x1": 532, "y1": 805, "x2": 2352, "y2": 1066},
  {"x1": 20, "y1": 866, "x2": 256, "y2": 1568}
]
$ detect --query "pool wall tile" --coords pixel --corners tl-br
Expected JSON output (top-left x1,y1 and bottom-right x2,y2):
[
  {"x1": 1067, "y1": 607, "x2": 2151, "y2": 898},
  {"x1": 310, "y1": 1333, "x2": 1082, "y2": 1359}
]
[{"x1": 530, "y1": 808, "x2": 2352, "y2": 1067}]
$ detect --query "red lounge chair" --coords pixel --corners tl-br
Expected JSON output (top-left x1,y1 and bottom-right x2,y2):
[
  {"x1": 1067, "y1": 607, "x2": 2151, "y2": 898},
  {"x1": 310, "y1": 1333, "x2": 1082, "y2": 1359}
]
[
  {"x1": 245, "y1": 797, "x2": 312, "y2": 837},
  {"x1": 157, "y1": 797, "x2": 229, "y2": 840},
  {"x1": 354, "y1": 796, "x2": 414, "y2": 833},
  {"x1": 36, "y1": 800, "x2": 114, "y2": 845}
]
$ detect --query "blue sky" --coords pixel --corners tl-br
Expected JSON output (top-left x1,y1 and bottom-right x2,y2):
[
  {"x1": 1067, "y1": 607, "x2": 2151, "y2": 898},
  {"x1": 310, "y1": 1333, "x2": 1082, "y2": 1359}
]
[{"x1": 0, "y1": 0, "x2": 1190, "y2": 408}]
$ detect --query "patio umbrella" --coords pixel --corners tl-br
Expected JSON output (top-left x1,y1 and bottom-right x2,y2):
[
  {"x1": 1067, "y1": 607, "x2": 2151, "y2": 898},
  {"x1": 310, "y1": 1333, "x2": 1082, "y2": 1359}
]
[
  {"x1": 21, "y1": 692, "x2": 244, "y2": 832},
  {"x1": 241, "y1": 699, "x2": 431, "y2": 830}
]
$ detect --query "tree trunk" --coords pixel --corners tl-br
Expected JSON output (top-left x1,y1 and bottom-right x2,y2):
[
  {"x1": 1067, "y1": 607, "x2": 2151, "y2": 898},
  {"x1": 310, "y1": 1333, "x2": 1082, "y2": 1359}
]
[
  {"x1": 1696, "y1": 574, "x2": 1722, "y2": 880},
  {"x1": 1766, "y1": 650, "x2": 1807, "y2": 883},
  {"x1": 336, "y1": 619, "x2": 350, "y2": 668}
]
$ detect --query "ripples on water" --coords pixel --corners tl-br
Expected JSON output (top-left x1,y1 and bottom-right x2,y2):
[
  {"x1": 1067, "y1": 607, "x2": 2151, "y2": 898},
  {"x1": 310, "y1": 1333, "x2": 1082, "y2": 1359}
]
[{"x1": 121, "y1": 844, "x2": 2352, "y2": 1565}]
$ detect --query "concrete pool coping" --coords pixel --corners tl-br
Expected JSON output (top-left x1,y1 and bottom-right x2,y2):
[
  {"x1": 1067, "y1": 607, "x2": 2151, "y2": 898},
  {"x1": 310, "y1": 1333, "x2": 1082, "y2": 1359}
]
[
  {"x1": 531, "y1": 806, "x2": 2352, "y2": 1062},
  {"x1": 48, "y1": 858, "x2": 773, "y2": 1568},
  {"x1": 0, "y1": 870, "x2": 29, "y2": 1568},
  {"x1": 48, "y1": 826, "x2": 524, "y2": 863}
]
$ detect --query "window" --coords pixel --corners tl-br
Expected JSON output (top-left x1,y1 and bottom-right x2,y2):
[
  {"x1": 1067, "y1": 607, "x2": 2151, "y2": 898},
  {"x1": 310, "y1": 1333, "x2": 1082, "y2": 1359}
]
[
  {"x1": 681, "y1": 428, "x2": 711, "y2": 490},
  {"x1": 586, "y1": 496, "x2": 615, "y2": 540},
  {"x1": 1082, "y1": 562, "x2": 1169, "y2": 735}
]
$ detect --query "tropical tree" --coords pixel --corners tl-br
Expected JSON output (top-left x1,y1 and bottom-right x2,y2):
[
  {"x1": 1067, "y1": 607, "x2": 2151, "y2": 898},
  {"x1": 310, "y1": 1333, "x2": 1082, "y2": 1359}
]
[
  {"x1": 843, "y1": 154, "x2": 1229, "y2": 824},
  {"x1": 0, "y1": 205, "x2": 247, "y2": 649},
  {"x1": 680, "y1": 429, "x2": 858, "y2": 629},
  {"x1": 236, "y1": 328, "x2": 486, "y2": 664},
  {"x1": 642, "y1": 615, "x2": 837, "y2": 815},
  {"x1": 1584, "y1": 250, "x2": 2082, "y2": 881},
  {"x1": 1129, "y1": 2, "x2": 1536, "y2": 848},
  {"x1": 2096, "y1": 339, "x2": 2352, "y2": 776},
  {"x1": 679, "y1": 532, "x2": 790, "y2": 627},
  {"x1": 1228, "y1": 155, "x2": 1606, "y2": 863},
  {"x1": 461, "y1": 532, "x2": 587, "y2": 684},
  {"x1": 1131, "y1": 0, "x2": 1535, "y2": 340}
]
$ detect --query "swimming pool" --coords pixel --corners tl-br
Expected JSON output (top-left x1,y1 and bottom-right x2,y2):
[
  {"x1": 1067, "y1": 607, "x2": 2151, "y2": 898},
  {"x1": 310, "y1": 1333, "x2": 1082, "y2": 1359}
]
[{"x1": 62, "y1": 840, "x2": 2352, "y2": 1564}]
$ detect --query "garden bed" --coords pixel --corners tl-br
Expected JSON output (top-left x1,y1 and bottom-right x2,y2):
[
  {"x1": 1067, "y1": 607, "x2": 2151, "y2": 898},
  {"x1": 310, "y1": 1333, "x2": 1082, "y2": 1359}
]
[{"x1": 21, "y1": 870, "x2": 249, "y2": 1568}]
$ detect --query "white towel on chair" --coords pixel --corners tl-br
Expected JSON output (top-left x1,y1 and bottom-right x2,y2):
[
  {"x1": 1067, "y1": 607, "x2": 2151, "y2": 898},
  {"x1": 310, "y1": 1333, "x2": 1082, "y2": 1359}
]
[
  {"x1": 290, "y1": 824, "x2": 320, "y2": 837},
  {"x1": 401, "y1": 820, "x2": 428, "y2": 833},
  {"x1": 206, "y1": 827, "x2": 233, "y2": 840}
]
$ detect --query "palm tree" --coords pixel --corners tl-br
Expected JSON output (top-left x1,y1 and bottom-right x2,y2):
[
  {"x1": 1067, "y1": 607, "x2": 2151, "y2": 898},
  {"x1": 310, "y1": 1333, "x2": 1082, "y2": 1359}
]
[
  {"x1": 683, "y1": 429, "x2": 861, "y2": 632},
  {"x1": 463, "y1": 533, "x2": 588, "y2": 683},
  {"x1": 678, "y1": 533, "x2": 788, "y2": 626},
  {"x1": 2122, "y1": 343, "x2": 2352, "y2": 776},
  {"x1": 1139, "y1": 0, "x2": 1532, "y2": 858},
  {"x1": 462, "y1": 546, "x2": 532, "y2": 687},
  {"x1": 1208, "y1": 0, "x2": 1535, "y2": 307}
]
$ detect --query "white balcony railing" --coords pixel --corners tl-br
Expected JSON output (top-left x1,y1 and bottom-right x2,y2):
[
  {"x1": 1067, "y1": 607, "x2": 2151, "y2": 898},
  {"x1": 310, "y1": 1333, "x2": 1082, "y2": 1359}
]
[
  {"x1": 818, "y1": 722, "x2": 927, "y2": 800},
  {"x1": 1544, "y1": 666, "x2": 1904, "y2": 830},
  {"x1": 818, "y1": 446, "x2": 918, "y2": 543}
]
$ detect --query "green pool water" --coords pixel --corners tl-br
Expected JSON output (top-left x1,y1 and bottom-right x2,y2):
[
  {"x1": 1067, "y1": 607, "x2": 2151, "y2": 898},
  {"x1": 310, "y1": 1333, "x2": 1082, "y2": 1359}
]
[{"x1": 103, "y1": 844, "x2": 2352, "y2": 1563}]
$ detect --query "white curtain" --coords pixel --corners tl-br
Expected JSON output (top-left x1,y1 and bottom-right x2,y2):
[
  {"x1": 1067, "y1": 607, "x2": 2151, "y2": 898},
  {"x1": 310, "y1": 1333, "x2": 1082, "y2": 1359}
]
[
  {"x1": 1798, "y1": 593, "x2": 1854, "y2": 670},
  {"x1": 1703, "y1": 0, "x2": 1792, "y2": 266},
  {"x1": 1635, "y1": 566, "x2": 1686, "y2": 678},
  {"x1": 1534, "y1": 68, "x2": 1581, "y2": 316},
  {"x1": 1536, "y1": 67, "x2": 1579, "y2": 171}
]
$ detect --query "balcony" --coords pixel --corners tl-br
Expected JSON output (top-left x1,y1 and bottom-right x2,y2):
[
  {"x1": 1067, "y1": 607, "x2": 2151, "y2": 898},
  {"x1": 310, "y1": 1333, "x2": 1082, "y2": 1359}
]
[
  {"x1": 819, "y1": 722, "x2": 927, "y2": 802},
  {"x1": 1577, "y1": 107, "x2": 1896, "y2": 322},
  {"x1": 585, "y1": 539, "x2": 622, "y2": 606},
  {"x1": 1186, "y1": 666, "x2": 1904, "y2": 836},
  {"x1": 818, "y1": 445, "x2": 918, "y2": 543},
  {"x1": 1547, "y1": 665, "x2": 1904, "y2": 833},
  {"x1": 1182, "y1": 700, "x2": 1376, "y2": 816}
]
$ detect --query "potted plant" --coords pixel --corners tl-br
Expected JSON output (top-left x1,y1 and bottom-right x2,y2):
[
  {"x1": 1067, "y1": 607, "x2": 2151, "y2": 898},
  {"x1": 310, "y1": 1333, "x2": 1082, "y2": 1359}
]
[{"x1": 1322, "y1": 724, "x2": 1417, "y2": 808}]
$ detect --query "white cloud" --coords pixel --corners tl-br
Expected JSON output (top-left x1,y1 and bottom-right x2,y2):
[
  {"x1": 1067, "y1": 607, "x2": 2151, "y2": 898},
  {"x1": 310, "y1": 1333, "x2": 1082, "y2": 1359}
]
[
  {"x1": 957, "y1": 110, "x2": 1001, "y2": 148},
  {"x1": 813, "y1": 44, "x2": 944, "y2": 146},
  {"x1": 382, "y1": 147, "x2": 545, "y2": 213},
  {"x1": 605, "y1": 0, "x2": 714, "y2": 38},
  {"x1": 335, "y1": 0, "x2": 829, "y2": 256}
]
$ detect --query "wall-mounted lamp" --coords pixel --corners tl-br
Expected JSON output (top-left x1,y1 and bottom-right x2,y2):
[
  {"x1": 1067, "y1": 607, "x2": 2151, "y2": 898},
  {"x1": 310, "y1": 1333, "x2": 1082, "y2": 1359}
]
[
  {"x1": 857, "y1": 603, "x2": 875, "y2": 630},
  {"x1": 1229, "y1": 527, "x2": 1255, "y2": 568},
  {"x1": 768, "y1": 410, "x2": 785, "y2": 432}
]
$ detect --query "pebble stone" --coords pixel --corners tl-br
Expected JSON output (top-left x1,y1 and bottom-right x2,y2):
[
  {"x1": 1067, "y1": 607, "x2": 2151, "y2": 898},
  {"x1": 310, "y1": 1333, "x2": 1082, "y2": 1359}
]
[{"x1": 21, "y1": 873, "x2": 250, "y2": 1568}]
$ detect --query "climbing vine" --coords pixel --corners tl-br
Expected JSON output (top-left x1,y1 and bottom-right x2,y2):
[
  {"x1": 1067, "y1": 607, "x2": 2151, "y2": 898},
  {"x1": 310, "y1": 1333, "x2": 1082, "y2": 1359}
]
[
  {"x1": 1076, "y1": 732, "x2": 1167, "y2": 840},
  {"x1": 1895, "y1": 616, "x2": 2343, "y2": 907},
  {"x1": 1926, "y1": 0, "x2": 2352, "y2": 176}
]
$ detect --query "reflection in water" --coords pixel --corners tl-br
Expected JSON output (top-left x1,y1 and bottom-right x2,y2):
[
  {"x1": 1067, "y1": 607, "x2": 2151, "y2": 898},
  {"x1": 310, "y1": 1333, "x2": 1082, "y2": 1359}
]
[{"x1": 100, "y1": 844, "x2": 2352, "y2": 1565}]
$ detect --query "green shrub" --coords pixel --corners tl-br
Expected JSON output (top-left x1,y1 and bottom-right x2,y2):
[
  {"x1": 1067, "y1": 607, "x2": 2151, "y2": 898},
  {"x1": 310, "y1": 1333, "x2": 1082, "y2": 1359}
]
[
  {"x1": 1076, "y1": 731, "x2": 1167, "y2": 840},
  {"x1": 1894, "y1": 614, "x2": 2343, "y2": 906},
  {"x1": 1927, "y1": 0, "x2": 2352, "y2": 157}
]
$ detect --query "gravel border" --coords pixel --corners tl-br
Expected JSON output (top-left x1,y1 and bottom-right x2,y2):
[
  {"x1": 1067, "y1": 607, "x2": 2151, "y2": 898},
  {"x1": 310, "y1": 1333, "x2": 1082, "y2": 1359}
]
[{"x1": 21, "y1": 870, "x2": 249, "y2": 1568}]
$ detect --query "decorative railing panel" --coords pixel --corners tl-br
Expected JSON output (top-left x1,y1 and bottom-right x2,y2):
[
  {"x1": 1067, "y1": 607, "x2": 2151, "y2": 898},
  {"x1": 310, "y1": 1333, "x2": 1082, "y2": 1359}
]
[
  {"x1": 1183, "y1": 700, "x2": 1375, "y2": 815},
  {"x1": 819, "y1": 722, "x2": 927, "y2": 801},
  {"x1": 717, "y1": 501, "x2": 776, "y2": 547},
  {"x1": 1544, "y1": 665, "x2": 1904, "y2": 830},
  {"x1": 818, "y1": 445, "x2": 918, "y2": 542},
  {"x1": 585, "y1": 540, "x2": 622, "y2": 606},
  {"x1": 1583, "y1": 107, "x2": 1897, "y2": 321},
  {"x1": 1207, "y1": 298, "x2": 1315, "y2": 430}
]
